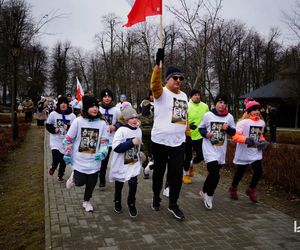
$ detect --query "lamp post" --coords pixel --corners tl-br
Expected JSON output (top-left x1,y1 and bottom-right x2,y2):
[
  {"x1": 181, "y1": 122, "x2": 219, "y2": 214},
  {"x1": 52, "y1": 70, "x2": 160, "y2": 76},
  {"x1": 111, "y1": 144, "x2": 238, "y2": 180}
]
[{"x1": 11, "y1": 45, "x2": 20, "y2": 141}]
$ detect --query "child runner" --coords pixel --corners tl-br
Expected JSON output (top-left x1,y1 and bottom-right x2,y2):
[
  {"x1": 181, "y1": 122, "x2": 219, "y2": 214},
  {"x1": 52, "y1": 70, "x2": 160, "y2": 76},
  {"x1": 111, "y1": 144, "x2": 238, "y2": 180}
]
[
  {"x1": 229, "y1": 99, "x2": 268, "y2": 202},
  {"x1": 108, "y1": 106, "x2": 145, "y2": 218},
  {"x1": 199, "y1": 94, "x2": 236, "y2": 210},
  {"x1": 46, "y1": 96, "x2": 76, "y2": 182},
  {"x1": 98, "y1": 88, "x2": 121, "y2": 188},
  {"x1": 63, "y1": 95, "x2": 109, "y2": 212}
]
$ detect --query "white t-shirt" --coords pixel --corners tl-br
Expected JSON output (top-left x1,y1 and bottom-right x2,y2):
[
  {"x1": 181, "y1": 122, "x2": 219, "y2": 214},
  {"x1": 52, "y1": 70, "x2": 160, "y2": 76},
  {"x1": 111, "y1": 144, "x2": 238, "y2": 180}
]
[
  {"x1": 47, "y1": 111, "x2": 76, "y2": 153},
  {"x1": 73, "y1": 100, "x2": 82, "y2": 109},
  {"x1": 233, "y1": 118, "x2": 265, "y2": 165},
  {"x1": 66, "y1": 116, "x2": 109, "y2": 174},
  {"x1": 200, "y1": 111, "x2": 235, "y2": 164},
  {"x1": 151, "y1": 87, "x2": 188, "y2": 146},
  {"x1": 100, "y1": 106, "x2": 121, "y2": 145},
  {"x1": 69, "y1": 99, "x2": 77, "y2": 110},
  {"x1": 109, "y1": 126, "x2": 142, "y2": 182}
]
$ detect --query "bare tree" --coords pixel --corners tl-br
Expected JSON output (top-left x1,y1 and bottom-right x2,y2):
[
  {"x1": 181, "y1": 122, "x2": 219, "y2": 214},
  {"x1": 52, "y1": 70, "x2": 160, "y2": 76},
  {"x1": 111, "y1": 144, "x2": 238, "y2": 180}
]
[
  {"x1": 167, "y1": 0, "x2": 223, "y2": 102},
  {"x1": 282, "y1": 0, "x2": 300, "y2": 40},
  {"x1": 49, "y1": 41, "x2": 71, "y2": 96}
]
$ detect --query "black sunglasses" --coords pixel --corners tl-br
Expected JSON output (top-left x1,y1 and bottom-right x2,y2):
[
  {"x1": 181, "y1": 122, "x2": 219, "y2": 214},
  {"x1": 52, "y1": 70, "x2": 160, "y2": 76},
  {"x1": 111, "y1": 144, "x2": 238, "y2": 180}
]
[{"x1": 172, "y1": 75, "x2": 184, "y2": 81}]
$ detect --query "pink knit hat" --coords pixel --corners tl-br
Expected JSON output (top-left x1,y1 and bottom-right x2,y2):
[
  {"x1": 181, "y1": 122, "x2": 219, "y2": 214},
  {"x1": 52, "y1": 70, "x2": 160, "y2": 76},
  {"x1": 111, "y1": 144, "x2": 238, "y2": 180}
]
[{"x1": 246, "y1": 100, "x2": 261, "y2": 113}]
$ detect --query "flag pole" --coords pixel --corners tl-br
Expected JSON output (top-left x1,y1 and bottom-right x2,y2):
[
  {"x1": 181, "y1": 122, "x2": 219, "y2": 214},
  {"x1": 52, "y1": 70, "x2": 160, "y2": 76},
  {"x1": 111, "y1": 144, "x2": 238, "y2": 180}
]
[{"x1": 159, "y1": 14, "x2": 163, "y2": 68}]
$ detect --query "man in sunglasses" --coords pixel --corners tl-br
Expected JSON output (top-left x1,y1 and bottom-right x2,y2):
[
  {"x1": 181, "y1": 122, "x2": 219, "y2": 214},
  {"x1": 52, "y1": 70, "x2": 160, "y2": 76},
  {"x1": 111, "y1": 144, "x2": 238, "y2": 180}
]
[{"x1": 150, "y1": 48, "x2": 188, "y2": 220}]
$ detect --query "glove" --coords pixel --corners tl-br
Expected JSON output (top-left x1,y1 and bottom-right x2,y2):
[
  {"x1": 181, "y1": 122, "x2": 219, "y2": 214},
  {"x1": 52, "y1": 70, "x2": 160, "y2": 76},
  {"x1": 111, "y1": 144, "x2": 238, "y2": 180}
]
[
  {"x1": 257, "y1": 141, "x2": 269, "y2": 151},
  {"x1": 94, "y1": 152, "x2": 106, "y2": 161},
  {"x1": 155, "y1": 48, "x2": 164, "y2": 66},
  {"x1": 63, "y1": 155, "x2": 72, "y2": 165},
  {"x1": 245, "y1": 137, "x2": 256, "y2": 147},
  {"x1": 186, "y1": 136, "x2": 192, "y2": 144},
  {"x1": 139, "y1": 152, "x2": 147, "y2": 163},
  {"x1": 189, "y1": 122, "x2": 197, "y2": 130},
  {"x1": 132, "y1": 137, "x2": 142, "y2": 145}
]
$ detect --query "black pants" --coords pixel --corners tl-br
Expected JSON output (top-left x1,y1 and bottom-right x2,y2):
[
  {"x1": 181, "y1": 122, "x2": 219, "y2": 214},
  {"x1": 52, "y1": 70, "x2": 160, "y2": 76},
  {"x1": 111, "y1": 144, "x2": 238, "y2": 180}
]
[
  {"x1": 269, "y1": 124, "x2": 277, "y2": 143},
  {"x1": 99, "y1": 147, "x2": 112, "y2": 185},
  {"x1": 74, "y1": 170, "x2": 98, "y2": 201},
  {"x1": 51, "y1": 149, "x2": 66, "y2": 178},
  {"x1": 114, "y1": 176, "x2": 138, "y2": 206},
  {"x1": 203, "y1": 161, "x2": 222, "y2": 196},
  {"x1": 184, "y1": 138, "x2": 204, "y2": 171},
  {"x1": 231, "y1": 160, "x2": 262, "y2": 189},
  {"x1": 152, "y1": 141, "x2": 185, "y2": 208},
  {"x1": 24, "y1": 111, "x2": 32, "y2": 123}
]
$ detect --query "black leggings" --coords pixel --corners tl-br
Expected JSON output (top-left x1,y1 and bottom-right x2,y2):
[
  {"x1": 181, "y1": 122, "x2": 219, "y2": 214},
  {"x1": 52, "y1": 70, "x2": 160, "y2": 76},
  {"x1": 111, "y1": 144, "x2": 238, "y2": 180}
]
[
  {"x1": 51, "y1": 149, "x2": 66, "y2": 178},
  {"x1": 99, "y1": 147, "x2": 112, "y2": 184},
  {"x1": 203, "y1": 161, "x2": 222, "y2": 196},
  {"x1": 114, "y1": 176, "x2": 138, "y2": 206},
  {"x1": 74, "y1": 170, "x2": 98, "y2": 201},
  {"x1": 231, "y1": 160, "x2": 262, "y2": 189},
  {"x1": 184, "y1": 138, "x2": 204, "y2": 171},
  {"x1": 152, "y1": 141, "x2": 185, "y2": 207}
]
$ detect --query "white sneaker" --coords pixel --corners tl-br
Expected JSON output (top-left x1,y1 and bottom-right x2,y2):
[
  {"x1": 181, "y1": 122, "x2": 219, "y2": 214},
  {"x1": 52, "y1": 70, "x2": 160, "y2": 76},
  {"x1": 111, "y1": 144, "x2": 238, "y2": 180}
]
[
  {"x1": 144, "y1": 161, "x2": 154, "y2": 175},
  {"x1": 82, "y1": 201, "x2": 93, "y2": 212},
  {"x1": 163, "y1": 187, "x2": 170, "y2": 197},
  {"x1": 66, "y1": 171, "x2": 75, "y2": 189},
  {"x1": 199, "y1": 190, "x2": 213, "y2": 210}
]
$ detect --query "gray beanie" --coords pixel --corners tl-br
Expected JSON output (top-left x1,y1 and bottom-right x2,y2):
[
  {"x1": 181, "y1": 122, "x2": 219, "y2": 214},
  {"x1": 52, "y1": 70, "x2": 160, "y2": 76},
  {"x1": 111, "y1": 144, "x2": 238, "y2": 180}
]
[{"x1": 122, "y1": 106, "x2": 138, "y2": 121}]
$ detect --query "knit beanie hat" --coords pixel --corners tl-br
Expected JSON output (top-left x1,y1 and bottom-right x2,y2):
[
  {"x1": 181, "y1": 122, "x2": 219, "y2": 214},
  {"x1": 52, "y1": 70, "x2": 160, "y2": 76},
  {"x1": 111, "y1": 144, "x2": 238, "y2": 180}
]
[
  {"x1": 100, "y1": 88, "x2": 113, "y2": 101},
  {"x1": 246, "y1": 100, "x2": 261, "y2": 113},
  {"x1": 164, "y1": 65, "x2": 183, "y2": 82},
  {"x1": 122, "y1": 106, "x2": 138, "y2": 121},
  {"x1": 189, "y1": 88, "x2": 201, "y2": 97},
  {"x1": 82, "y1": 95, "x2": 99, "y2": 112},
  {"x1": 120, "y1": 101, "x2": 132, "y2": 111},
  {"x1": 214, "y1": 94, "x2": 228, "y2": 105},
  {"x1": 57, "y1": 96, "x2": 69, "y2": 105}
]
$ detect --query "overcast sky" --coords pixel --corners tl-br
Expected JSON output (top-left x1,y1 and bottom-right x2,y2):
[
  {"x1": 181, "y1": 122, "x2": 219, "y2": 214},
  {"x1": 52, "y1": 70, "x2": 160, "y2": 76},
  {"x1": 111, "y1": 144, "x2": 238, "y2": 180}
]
[{"x1": 26, "y1": 0, "x2": 297, "y2": 51}]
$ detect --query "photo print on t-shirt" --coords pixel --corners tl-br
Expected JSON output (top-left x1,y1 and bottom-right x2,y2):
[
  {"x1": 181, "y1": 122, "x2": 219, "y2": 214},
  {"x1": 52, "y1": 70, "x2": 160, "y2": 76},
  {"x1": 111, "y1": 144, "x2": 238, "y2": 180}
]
[
  {"x1": 210, "y1": 121, "x2": 225, "y2": 146},
  {"x1": 248, "y1": 125, "x2": 263, "y2": 148},
  {"x1": 124, "y1": 139, "x2": 139, "y2": 165},
  {"x1": 56, "y1": 118, "x2": 71, "y2": 137},
  {"x1": 171, "y1": 98, "x2": 188, "y2": 125},
  {"x1": 79, "y1": 127, "x2": 99, "y2": 153}
]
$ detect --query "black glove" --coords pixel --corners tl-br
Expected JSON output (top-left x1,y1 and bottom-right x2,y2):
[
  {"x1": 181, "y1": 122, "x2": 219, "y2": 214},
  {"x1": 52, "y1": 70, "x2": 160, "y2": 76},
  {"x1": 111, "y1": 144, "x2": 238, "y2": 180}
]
[
  {"x1": 155, "y1": 48, "x2": 164, "y2": 66},
  {"x1": 186, "y1": 136, "x2": 192, "y2": 144},
  {"x1": 257, "y1": 141, "x2": 269, "y2": 151},
  {"x1": 189, "y1": 122, "x2": 197, "y2": 130},
  {"x1": 245, "y1": 137, "x2": 255, "y2": 147}
]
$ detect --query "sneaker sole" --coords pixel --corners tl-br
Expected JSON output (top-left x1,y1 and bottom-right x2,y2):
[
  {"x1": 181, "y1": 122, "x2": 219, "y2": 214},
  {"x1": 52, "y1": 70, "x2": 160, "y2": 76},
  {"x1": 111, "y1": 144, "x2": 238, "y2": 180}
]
[
  {"x1": 204, "y1": 201, "x2": 212, "y2": 210},
  {"x1": 114, "y1": 208, "x2": 122, "y2": 214},
  {"x1": 167, "y1": 208, "x2": 184, "y2": 220},
  {"x1": 82, "y1": 204, "x2": 93, "y2": 212},
  {"x1": 129, "y1": 212, "x2": 138, "y2": 218},
  {"x1": 151, "y1": 205, "x2": 160, "y2": 211}
]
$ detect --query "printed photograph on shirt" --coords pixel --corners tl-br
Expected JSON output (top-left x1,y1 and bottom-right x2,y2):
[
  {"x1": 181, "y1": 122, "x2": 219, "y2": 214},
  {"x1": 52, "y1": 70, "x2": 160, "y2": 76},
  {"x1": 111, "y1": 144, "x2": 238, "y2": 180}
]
[
  {"x1": 79, "y1": 127, "x2": 99, "y2": 153},
  {"x1": 171, "y1": 98, "x2": 188, "y2": 124},
  {"x1": 210, "y1": 121, "x2": 225, "y2": 146},
  {"x1": 56, "y1": 118, "x2": 71, "y2": 137},
  {"x1": 124, "y1": 139, "x2": 139, "y2": 165},
  {"x1": 104, "y1": 113, "x2": 113, "y2": 125},
  {"x1": 248, "y1": 125, "x2": 263, "y2": 147}
]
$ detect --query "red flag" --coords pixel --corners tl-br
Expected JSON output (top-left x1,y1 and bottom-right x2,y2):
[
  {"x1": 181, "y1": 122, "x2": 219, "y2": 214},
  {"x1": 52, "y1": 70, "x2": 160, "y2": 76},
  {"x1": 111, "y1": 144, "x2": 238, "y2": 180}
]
[
  {"x1": 76, "y1": 77, "x2": 84, "y2": 101},
  {"x1": 123, "y1": 0, "x2": 162, "y2": 27}
]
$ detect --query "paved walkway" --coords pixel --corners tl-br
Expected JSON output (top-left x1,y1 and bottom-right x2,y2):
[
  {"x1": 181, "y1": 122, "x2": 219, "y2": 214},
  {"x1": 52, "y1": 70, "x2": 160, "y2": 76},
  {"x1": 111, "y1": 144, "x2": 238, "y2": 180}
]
[{"x1": 44, "y1": 131, "x2": 300, "y2": 250}]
